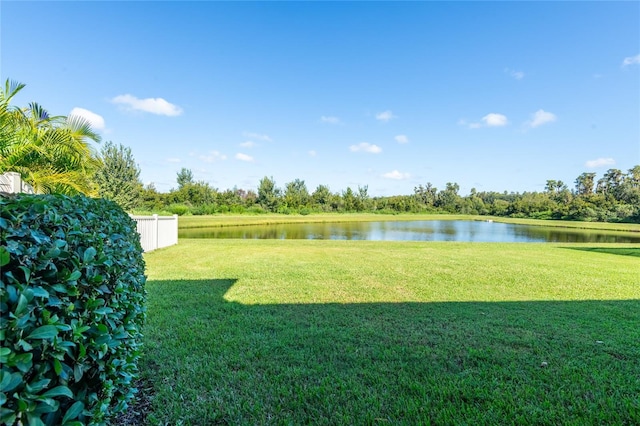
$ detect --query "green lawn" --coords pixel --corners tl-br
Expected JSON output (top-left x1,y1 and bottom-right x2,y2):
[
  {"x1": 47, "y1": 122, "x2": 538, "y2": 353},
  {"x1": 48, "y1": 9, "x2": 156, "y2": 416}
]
[{"x1": 140, "y1": 240, "x2": 640, "y2": 425}]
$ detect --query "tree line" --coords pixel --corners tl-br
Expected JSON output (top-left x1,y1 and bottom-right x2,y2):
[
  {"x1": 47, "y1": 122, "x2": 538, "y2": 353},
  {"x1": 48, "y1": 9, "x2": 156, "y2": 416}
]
[
  {"x1": 134, "y1": 166, "x2": 640, "y2": 223},
  {"x1": 2, "y1": 79, "x2": 638, "y2": 223}
]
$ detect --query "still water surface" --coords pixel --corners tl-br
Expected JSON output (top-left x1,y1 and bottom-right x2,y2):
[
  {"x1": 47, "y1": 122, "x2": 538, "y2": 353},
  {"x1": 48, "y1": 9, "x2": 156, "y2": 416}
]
[{"x1": 180, "y1": 220, "x2": 640, "y2": 243}]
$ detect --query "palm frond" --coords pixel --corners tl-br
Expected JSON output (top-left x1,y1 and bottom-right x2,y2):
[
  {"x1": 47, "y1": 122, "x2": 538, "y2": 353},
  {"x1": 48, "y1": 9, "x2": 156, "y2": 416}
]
[
  {"x1": 65, "y1": 114, "x2": 102, "y2": 144},
  {"x1": 1, "y1": 79, "x2": 26, "y2": 103},
  {"x1": 0, "y1": 80, "x2": 101, "y2": 196}
]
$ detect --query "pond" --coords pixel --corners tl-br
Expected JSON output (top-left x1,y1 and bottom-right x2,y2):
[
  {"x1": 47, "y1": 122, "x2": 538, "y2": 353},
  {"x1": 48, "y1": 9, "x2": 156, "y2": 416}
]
[{"x1": 179, "y1": 220, "x2": 640, "y2": 243}]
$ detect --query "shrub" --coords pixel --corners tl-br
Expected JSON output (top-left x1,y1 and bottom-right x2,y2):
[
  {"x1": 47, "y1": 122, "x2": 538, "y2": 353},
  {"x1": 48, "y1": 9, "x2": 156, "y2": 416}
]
[
  {"x1": 229, "y1": 205, "x2": 246, "y2": 214},
  {"x1": 0, "y1": 194, "x2": 146, "y2": 425},
  {"x1": 276, "y1": 206, "x2": 293, "y2": 215},
  {"x1": 191, "y1": 203, "x2": 218, "y2": 216},
  {"x1": 529, "y1": 210, "x2": 553, "y2": 220},
  {"x1": 246, "y1": 205, "x2": 267, "y2": 215},
  {"x1": 167, "y1": 203, "x2": 191, "y2": 216}
]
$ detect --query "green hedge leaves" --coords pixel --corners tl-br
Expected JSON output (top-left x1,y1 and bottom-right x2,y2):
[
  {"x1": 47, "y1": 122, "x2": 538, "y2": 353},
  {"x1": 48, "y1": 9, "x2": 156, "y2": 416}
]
[{"x1": 1, "y1": 194, "x2": 146, "y2": 425}]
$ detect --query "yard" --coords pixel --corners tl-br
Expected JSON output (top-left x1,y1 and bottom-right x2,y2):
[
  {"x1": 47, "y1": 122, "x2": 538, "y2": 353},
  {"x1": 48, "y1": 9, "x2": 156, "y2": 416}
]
[{"x1": 137, "y1": 239, "x2": 640, "y2": 424}]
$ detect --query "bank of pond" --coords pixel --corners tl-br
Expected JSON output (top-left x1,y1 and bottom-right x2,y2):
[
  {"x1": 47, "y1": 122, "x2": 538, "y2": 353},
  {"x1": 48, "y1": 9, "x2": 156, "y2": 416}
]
[{"x1": 179, "y1": 219, "x2": 640, "y2": 243}]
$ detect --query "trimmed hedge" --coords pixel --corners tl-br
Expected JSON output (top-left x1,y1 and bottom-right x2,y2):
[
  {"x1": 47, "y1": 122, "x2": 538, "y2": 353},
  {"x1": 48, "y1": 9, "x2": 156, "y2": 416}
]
[{"x1": 0, "y1": 194, "x2": 146, "y2": 425}]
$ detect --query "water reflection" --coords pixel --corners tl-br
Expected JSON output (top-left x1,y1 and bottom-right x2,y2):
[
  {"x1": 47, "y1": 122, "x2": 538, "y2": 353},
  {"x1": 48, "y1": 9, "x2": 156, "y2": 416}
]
[{"x1": 179, "y1": 220, "x2": 640, "y2": 243}]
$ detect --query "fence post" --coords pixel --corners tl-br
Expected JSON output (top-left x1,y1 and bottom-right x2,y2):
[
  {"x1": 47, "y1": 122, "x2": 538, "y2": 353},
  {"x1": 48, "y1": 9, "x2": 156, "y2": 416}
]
[
  {"x1": 153, "y1": 214, "x2": 159, "y2": 251},
  {"x1": 173, "y1": 215, "x2": 178, "y2": 246},
  {"x1": 0, "y1": 172, "x2": 22, "y2": 194}
]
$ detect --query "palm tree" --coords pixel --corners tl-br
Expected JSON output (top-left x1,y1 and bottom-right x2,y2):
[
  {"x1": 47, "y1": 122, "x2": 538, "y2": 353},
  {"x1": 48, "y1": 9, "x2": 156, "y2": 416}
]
[{"x1": 0, "y1": 79, "x2": 101, "y2": 195}]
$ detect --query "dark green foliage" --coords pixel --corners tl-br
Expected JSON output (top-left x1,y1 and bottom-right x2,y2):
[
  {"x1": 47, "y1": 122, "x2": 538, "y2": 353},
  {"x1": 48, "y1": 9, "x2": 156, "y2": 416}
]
[
  {"x1": 140, "y1": 166, "x2": 640, "y2": 223},
  {"x1": 257, "y1": 176, "x2": 282, "y2": 212},
  {"x1": 283, "y1": 179, "x2": 310, "y2": 209},
  {"x1": 168, "y1": 203, "x2": 192, "y2": 216},
  {"x1": 0, "y1": 194, "x2": 146, "y2": 425}
]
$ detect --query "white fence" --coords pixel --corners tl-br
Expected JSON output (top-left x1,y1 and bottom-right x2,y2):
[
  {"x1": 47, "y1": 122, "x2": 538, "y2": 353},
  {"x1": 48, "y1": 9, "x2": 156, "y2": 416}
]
[
  {"x1": 130, "y1": 214, "x2": 179, "y2": 252},
  {"x1": 0, "y1": 172, "x2": 35, "y2": 194}
]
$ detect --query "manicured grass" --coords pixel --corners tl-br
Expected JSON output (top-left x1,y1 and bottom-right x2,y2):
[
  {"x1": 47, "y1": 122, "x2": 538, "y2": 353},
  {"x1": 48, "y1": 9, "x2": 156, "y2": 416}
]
[
  {"x1": 141, "y1": 240, "x2": 640, "y2": 425},
  {"x1": 178, "y1": 213, "x2": 640, "y2": 233}
]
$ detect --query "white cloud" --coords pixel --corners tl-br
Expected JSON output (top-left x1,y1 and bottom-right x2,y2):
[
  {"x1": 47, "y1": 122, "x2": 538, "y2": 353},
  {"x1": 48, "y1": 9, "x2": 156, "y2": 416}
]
[
  {"x1": 199, "y1": 151, "x2": 227, "y2": 163},
  {"x1": 235, "y1": 153, "x2": 254, "y2": 162},
  {"x1": 622, "y1": 54, "x2": 640, "y2": 67},
  {"x1": 462, "y1": 113, "x2": 508, "y2": 129},
  {"x1": 382, "y1": 170, "x2": 410, "y2": 180},
  {"x1": 111, "y1": 94, "x2": 183, "y2": 116},
  {"x1": 375, "y1": 110, "x2": 396, "y2": 122},
  {"x1": 504, "y1": 68, "x2": 524, "y2": 80},
  {"x1": 242, "y1": 132, "x2": 272, "y2": 142},
  {"x1": 349, "y1": 142, "x2": 382, "y2": 154},
  {"x1": 240, "y1": 141, "x2": 256, "y2": 148},
  {"x1": 394, "y1": 135, "x2": 409, "y2": 144},
  {"x1": 321, "y1": 116, "x2": 341, "y2": 124},
  {"x1": 585, "y1": 157, "x2": 615, "y2": 168},
  {"x1": 69, "y1": 107, "x2": 105, "y2": 130},
  {"x1": 527, "y1": 109, "x2": 557, "y2": 128},
  {"x1": 308, "y1": 150, "x2": 317, "y2": 157},
  {"x1": 166, "y1": 157, "x2": 181, "y2": 163},
  {"x1": 482, "y1": 113, "x2": 508, "y2": 127}
]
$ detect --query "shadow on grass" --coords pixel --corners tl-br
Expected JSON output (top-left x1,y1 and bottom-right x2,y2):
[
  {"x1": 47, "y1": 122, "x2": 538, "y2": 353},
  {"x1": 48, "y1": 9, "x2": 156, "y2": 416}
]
[
  {"x1": 562, "y1": 246, "x2": 640, "y2": 257},
  {"x1": 140, "y1": 279, "x2": 640, "y2": 425}
]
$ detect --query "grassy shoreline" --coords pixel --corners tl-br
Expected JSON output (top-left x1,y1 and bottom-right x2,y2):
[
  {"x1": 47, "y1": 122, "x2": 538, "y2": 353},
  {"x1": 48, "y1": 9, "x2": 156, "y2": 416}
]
[
  {"x1": 140, "y1": 240, "x2": 640, "y2": 424},
  {"x1": 177, "y1": 213, "x2": 640, "y2": 233}
]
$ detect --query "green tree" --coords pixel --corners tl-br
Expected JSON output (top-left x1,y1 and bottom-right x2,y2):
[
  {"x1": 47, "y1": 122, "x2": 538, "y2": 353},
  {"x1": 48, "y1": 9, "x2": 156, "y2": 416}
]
[
  {"x1": 436, "y1": 182, "x2": 460, "y2": 212},
  {"x1": 171, "y1": 181, "x2": 216, "y2": 206},
  {"x1": 574, "y1": 173, "x2": 596, "y2": 196},
  {"x1": 140, "y1": 182, "x2": 166, "y2": 211},
  {"x1": 596, "y1": 168, "x2": 625, "y2": 200},
  {"x1": 257, "y1": 176, "x2": 282, "y2": 212},
  {"x1": 356, "y1": 185, "x2": 370, "y2": 211},
  {"x1": 311, "y1": 184, "x2": 332, "y2": 210},
  {"x1": 619, "y1": 166, "x2": 640, "y2": 205},
  {"x1": 94, "y1": 141, "x2": 143, "y2": 210},
  {"x1": 230, "y1": 187, "x2": 258, "y2": 208},
  {"x1": 463, "y1": 190, "x2": 487, "y2": 215},
  {"x1": 0, "y1": 79, "x2": 101, "y2": 194},
  {"x1": 341, "y1": 187, "x2": 358, "y2": 212},
  {"x1": 491, "y1": 199, "x2": 510, "y2": 216},
  {"x1": 176, "y1": 167, "x2": 194, "y2": 189},
  {"x1": 414, "y1": 183, "x2": 437, "y2": 208},
  {"x1": 545, "y1": 180, "x2": 568, "y2": 194},
  {"x1": 284, "y1": 178, "x2": 310, "y2": 209}
]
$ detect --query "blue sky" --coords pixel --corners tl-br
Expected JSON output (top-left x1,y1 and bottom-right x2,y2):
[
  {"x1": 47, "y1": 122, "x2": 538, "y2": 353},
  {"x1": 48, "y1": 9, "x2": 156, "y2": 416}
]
[{"x1": 2, "y1": 1, "x2": 639, "y2": 195}]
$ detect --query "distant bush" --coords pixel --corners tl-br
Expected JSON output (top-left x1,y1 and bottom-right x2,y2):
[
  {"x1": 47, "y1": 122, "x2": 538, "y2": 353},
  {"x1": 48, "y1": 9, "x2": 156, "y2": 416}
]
[
  {"x1": 229, "y1": 205, "x2": 246, "y2": 214},
  {"x1": 191, "y1": 203, "x2": 217, "y2": 215},
  {"x1": 167, "y1": 203, "x2": 191, "y2": 216},
  {"x1": 0, "y1": 194, "x2": 146, "y2": 425},
  {"x1": 246, "y1": 205, "x2": 267, "y2": 215},
  {"x1": 530, "y1": 210, "x2": 553, "y2": 220},
  {"x1": 277, "y1": 206, "x2": 293, "y2": 215}
]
